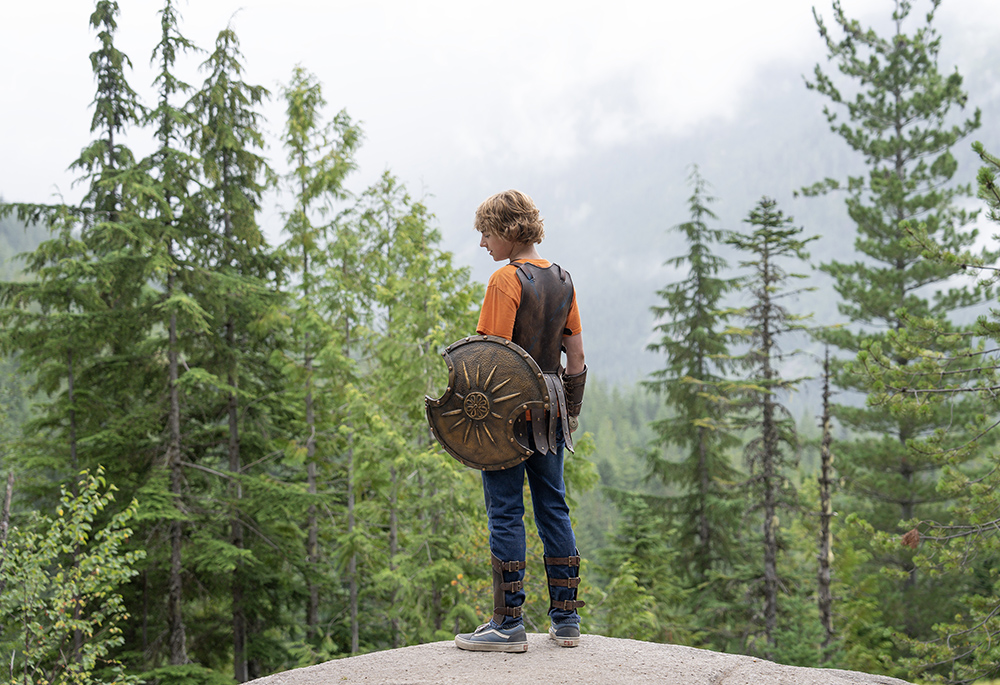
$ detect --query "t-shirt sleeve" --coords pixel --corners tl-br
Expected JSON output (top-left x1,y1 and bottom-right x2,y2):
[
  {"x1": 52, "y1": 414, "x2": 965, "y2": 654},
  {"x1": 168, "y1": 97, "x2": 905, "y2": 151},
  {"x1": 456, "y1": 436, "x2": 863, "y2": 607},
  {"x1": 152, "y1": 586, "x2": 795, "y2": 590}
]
[
  {"x1": 564, "y1": 290, "x2": 582, "y2": 337},
  {"x1": 476, "y1": 266, "x2": 521, "y2": 339}
]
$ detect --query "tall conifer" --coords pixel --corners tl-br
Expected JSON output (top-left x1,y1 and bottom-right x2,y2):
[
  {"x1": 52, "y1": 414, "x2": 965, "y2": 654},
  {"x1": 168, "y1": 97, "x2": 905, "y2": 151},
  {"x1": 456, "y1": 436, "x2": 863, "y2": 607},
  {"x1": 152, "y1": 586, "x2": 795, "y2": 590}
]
[
  {"x1": 128, "y1": 0, "x2": 203, "y2": 668},
  {"x1": 2, "y1": 0, "x2": 157, "y2": 668},
  {"x1": 187, "y1": 26, "x2": 283, "y2": 679},
  {"x1": 644, "y1": 168, "x2": 743, "y2": 589},
  {"x1": 279, "y1": 66, "x2": 360, "y2": 640},
  {"x1": 849, "y1": 144, "x2": 1000, "y2": 681},
  {"x1": 726, "y1": 197, "x2": 815, "y2": 654},
  {"x1": 353, "y1": 172, "x2": 482, "y2": 647},
  {"x1": 806, "y1": 0, "x2": 988, "y2": 526},
  {"x1": 804, "y1": 0, "x2": 996, "y2": 645}
]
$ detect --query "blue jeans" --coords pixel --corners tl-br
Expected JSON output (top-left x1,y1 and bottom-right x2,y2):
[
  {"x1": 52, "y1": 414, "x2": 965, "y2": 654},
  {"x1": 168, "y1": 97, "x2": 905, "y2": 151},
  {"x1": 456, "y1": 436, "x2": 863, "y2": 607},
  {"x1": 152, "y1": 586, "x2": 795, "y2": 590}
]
[{"x1": 481, "y1": 424, "x2": 581, "y2": 627}]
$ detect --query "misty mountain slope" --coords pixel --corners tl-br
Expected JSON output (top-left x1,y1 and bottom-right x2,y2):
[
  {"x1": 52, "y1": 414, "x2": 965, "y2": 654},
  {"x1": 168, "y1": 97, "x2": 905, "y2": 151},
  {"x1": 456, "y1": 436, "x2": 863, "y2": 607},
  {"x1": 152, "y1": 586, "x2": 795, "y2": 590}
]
[
  {"x1": 0, "y1": 215, "x2": 46, "y2": 280},
  {"x1": 433, "y1": 55, "x2": 1000, "y2": 384}
]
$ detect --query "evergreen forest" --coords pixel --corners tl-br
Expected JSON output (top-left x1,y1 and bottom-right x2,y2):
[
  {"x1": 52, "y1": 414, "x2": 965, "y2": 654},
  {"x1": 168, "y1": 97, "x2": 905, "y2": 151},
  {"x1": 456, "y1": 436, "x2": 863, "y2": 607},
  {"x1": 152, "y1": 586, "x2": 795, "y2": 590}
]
[{"x1": 4, "y1": 1, "x2": 1000, "y2": 684}]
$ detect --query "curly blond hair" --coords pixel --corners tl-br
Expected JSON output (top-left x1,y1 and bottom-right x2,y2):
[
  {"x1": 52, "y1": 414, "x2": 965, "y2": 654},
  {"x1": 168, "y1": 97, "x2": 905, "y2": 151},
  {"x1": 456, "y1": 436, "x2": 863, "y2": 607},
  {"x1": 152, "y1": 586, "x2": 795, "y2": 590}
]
[{"x1": 474, "y1": 190, "x2": 545, "y2": 244}]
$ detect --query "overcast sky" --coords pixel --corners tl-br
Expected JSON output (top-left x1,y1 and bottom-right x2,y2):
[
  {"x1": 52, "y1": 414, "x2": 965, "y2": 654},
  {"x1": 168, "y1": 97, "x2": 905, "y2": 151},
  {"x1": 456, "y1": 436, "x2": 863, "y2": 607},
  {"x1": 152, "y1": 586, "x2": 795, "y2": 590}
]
[{"x1": 4, "y1": 0, "x2": 996, "y2": 208}]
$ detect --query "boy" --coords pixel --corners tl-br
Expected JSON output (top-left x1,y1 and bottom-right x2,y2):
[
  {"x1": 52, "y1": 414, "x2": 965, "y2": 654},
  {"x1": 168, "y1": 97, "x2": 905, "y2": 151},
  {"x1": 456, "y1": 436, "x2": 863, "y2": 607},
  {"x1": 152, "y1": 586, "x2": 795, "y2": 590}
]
[{"x1": 455, "y1": 190, "x2": 588, "y2": 652}]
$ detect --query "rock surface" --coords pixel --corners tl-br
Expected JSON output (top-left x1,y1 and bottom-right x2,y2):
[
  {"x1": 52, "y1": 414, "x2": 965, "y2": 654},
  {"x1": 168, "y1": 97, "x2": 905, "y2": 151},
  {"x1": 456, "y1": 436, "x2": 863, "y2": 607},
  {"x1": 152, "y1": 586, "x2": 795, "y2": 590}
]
[{"x1": 248, "y1": 633, "x2": 913, "y2": 685}]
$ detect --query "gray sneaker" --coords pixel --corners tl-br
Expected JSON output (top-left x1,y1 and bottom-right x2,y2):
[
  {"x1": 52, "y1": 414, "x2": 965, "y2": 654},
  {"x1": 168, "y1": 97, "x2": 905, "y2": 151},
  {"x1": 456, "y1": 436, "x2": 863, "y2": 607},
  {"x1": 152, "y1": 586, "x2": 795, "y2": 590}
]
[
  {"x1": 455, "y1": 622, "x2": 528, "y2": 652},
  {"x1": 549, "y1": 621, "x2": 581, "y2": 647}
]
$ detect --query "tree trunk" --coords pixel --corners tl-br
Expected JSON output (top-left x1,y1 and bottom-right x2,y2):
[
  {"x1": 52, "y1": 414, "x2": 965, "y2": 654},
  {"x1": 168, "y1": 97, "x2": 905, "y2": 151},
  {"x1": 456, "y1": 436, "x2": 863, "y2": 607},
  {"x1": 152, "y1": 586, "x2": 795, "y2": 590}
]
[
  {"x1": 229, "y1": 362, "x2": 247, "y2": 682},
  {"x1": 760, "y1": 249, "x2": 778, "y2": 651},
  {"x1": 67, "y1": 348, "x2": 83, "y2": 663},
  {"x1": 166, "y1": 254, "x2": 189, "y2": 665},
  {"x1": 344, "y1": 313, "x2": 359, "y2": 654},
  {"x1": 222, "y1": 154, "x2": 248, "y2": 682},
  {"x1": 817, "y1": 349, "x2": 836, "y2": 655},
  {"x1": 304, "y1": 238, "x2": 320, "y2": 637},
  {"x1": 0, "y1": 471, "x2": 14, "y2": 594},
  {"x1": 762, "y1": 423, "x2": 778, "y2": 651},
  {"x1": 892, "y1": 28, "x2": 919, "y2": 593},
  {"x1": 696, "y1": 425, "x2": 711, "y2": 582},
  {"x1": 348, "y1": 442, "x2": 358, "y2": 654},
  {"x1": 389, "y1": 465, "x2": 400, "y2": 648},
  {"x1": 168, "y1": 458, "x2": 187, "y2": 664},
  {"x1": 67, "y1": 348, "x2": 78, "y2": 477}
]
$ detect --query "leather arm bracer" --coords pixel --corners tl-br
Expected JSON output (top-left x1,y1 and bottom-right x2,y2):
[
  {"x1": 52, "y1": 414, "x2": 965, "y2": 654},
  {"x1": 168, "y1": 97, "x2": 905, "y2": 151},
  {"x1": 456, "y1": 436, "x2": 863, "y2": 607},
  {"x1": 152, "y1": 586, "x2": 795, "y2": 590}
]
[{"x1": 562, "y1": 365, "x2": 587, "y2": 417}]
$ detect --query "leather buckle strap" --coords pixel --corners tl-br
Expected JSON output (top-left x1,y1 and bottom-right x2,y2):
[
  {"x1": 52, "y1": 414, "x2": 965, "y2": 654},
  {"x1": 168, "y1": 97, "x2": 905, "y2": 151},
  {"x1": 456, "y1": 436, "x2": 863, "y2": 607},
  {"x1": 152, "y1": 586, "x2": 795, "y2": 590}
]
[
  {"x1": 494, "y1": 606, "x2": 522, "y2": 617},
  {"x1": 492, "y1": 555, "x2": 527, "y2": 573},
  {"x1": 551, "y1": 599, "x2": 586, "y2": 610},
  {"x1": 547, "y1": 577, "x2": 581, "y2": 588},
  {"x1": 500, "y1": 580, "x2": 523, "y2": 592},
  {"x1": 544, "y1": 555, "x2": 581, "y2": 567}
]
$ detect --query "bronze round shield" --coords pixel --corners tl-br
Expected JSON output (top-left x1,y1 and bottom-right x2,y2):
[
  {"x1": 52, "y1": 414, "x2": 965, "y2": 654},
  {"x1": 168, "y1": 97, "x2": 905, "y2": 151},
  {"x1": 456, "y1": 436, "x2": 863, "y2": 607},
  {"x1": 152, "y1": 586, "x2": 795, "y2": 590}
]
[{"x1": 425, "y1": 335, "x2": 550, "y2": 470}]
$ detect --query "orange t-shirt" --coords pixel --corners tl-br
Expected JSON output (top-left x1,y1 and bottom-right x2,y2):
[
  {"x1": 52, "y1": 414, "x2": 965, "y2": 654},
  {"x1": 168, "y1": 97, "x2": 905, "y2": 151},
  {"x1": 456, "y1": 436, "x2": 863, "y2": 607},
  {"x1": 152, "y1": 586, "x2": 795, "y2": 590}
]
[{"x1": 476, "y1": 259, "x2": 582, "y2": 340}]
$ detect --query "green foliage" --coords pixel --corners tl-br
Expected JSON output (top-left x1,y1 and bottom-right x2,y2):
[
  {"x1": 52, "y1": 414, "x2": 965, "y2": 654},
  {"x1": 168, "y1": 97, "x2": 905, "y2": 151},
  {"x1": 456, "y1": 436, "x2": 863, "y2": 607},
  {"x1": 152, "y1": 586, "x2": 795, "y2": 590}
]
[
  {"x1": 724, "y1": 196, "x2": 816, "y2": 654},
  {"x1": 766, "y1": 483, "x2": 832, "y2": 668},
  {"x1": 842, "y1": 144, "x2": 1000, "y2": 683},
  {"x1": 136, "y1": 664, "x2": 235, "y2": 685},
  {"x1": 805, "y1": 0, "x2": 992, "y2": 529},
  {"x1": 802, "y1": 0, "x2": 997, "y2": 665},
  {"x1": 330, "y1": 172, "x2": 489, "y2": 649},
  {"x1": 973, "y1": 142, "x2": 1000, "y2": 224},
  {"x1": 571, "y1": 381, "x2": 666, "y2": 555},
  {"x1": 0, "y1": 469, "x2": 143, "y2": 685},
  {"x1": 643, "y1": 167, "x2": 745, "y2": 587},
  {"x1": 590, "y1": 495, "x2": 690, "y2": 644}
]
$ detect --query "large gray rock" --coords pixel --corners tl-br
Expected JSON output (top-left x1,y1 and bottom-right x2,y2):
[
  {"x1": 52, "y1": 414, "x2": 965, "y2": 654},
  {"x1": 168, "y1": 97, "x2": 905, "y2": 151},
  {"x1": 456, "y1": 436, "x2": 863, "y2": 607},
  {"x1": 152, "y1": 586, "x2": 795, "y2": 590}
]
[{"x1": 249, "y1": 633, "x2": 913, "y2": 684}]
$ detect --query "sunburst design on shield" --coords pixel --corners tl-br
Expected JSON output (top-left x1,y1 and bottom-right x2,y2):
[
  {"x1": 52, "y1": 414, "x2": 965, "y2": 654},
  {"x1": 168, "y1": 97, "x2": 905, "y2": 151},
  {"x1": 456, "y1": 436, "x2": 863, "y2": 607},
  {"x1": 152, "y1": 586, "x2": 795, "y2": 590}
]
[{"x1": 425, "y1": 335, "x2": 550, "y2": 470}]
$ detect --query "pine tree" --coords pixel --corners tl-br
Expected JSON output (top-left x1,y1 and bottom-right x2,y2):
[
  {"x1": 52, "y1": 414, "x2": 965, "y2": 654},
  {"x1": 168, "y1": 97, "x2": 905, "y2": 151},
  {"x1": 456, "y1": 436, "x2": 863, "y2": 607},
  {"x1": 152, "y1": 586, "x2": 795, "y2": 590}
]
[
  {"x1": 318, "y1": 173, "x2": 387, "y2": 655},
  {"x1": 278, "y1": 66, "x2": 360, "y2": 641},
  {"x1": 804, "y1": 0, "x2": 996, "y2": 645},
  {"x1": 126, "y1": 0, "x2": 205, "y2": 670},
  {"x1": 3, "y1": 5, "x2": 161, "y2": 669},
  {"x1": 594, "y1": 495, "x2": 689, "y2": 643},
  {"x1": 726, "y1": 197, "x2": 815, "y2": 654},
  {"x1": 643, "y1": 168, "x2": 743, "y2": 588},
  {"x1": 186, "y1": 25, "x2": 285, "y2": 679},
  {"x1": 1, "y1": 0, "x2": 154, "y2": 492},
  {"x1": 854, "y1": 143, "x2": 1000, "y2": 682}
]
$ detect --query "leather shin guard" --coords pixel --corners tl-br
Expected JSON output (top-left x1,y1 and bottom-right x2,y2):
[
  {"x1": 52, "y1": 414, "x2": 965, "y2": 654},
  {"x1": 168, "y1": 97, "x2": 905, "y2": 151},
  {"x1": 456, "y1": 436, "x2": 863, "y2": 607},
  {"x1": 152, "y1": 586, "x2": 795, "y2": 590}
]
[
  {"x1": 544, "y1": 551, "x2": 585, "y2": 613},
  {"x1": 491, "y1": 553, "x2": 526, "y2": 626}
]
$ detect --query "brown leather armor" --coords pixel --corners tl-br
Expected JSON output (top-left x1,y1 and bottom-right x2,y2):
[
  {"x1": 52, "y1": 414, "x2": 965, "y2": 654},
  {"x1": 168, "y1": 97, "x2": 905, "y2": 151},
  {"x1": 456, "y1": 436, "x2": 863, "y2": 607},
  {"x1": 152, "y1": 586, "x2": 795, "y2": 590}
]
[
  {"x1": 510, "y1": 261, "x2": 577, "y2": 451},
  {"x1": 511, "y1": 261, "x2": 574, "y2": 372},
  {"x1": 491, "y1": 553, "x2": 525, "y2": 624},
  {"x1": 544, "y1": 552, "x2": 586, "y2": 612},
  {"x1": 562, "y1": 365, "x2": 587, "y2": 418}
]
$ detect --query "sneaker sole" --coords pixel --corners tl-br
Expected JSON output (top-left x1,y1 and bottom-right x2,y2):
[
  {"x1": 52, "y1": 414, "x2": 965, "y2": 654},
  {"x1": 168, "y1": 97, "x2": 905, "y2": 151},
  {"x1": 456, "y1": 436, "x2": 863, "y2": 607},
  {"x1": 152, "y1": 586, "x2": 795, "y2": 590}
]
[
  {"x1": 548, "y1": 627, "x2": 580, "y2": 647},
  {"x1": 454, "y1": 635, "x2": 528, "y2": 653}
]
